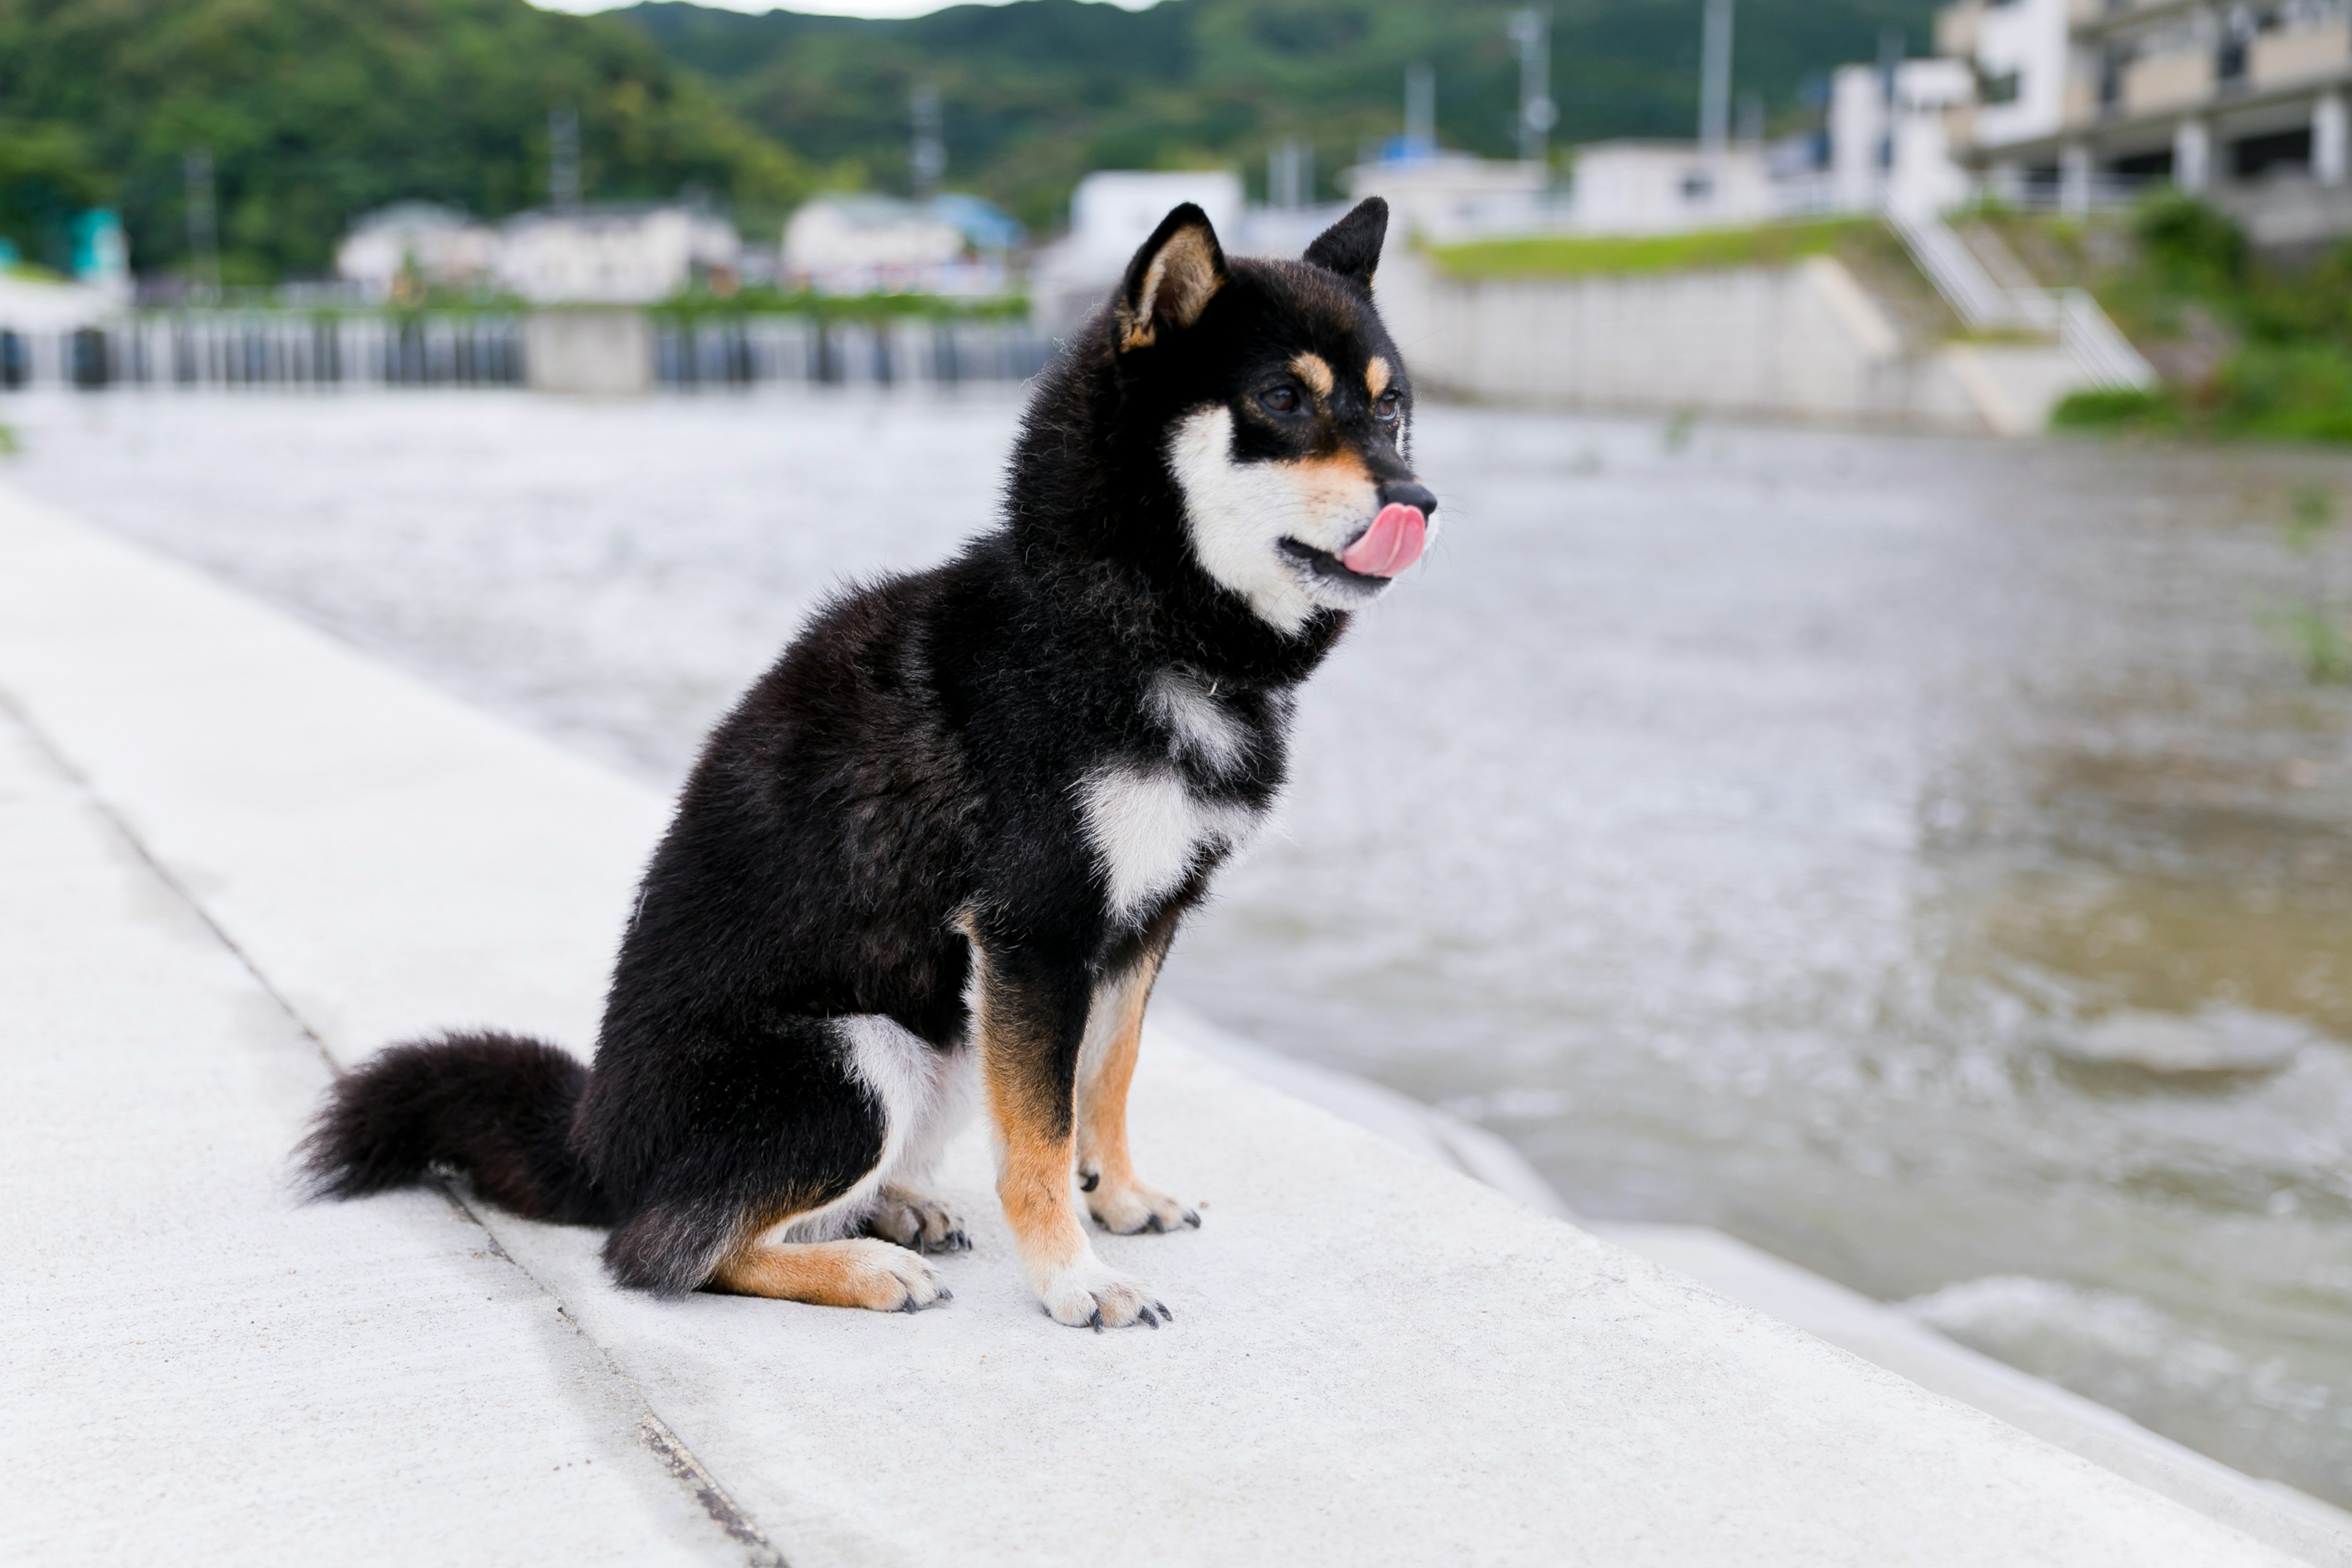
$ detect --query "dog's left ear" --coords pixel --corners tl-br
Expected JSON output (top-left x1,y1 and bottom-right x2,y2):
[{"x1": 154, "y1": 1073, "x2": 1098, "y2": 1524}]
[
  {"x1": 1303, "y1": 197, "x2": 1387, "y2": 289},
  {"x1": 1116, "y1": 203, "x2": 1228, "y2": 352}
]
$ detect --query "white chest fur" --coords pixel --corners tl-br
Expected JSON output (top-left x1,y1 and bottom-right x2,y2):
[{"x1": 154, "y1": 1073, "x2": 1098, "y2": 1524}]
[
  {"x1": 1077, "y1": 764, "x2": 1262, "y2": 921},
  {"x1": 1146, "y1": 669, "x2": 1250, "y2": 773}
]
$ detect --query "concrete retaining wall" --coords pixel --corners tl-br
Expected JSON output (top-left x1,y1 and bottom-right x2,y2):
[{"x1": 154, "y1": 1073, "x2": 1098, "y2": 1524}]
[{"x1": 1382, "y1": 249, "x2": 2016, "y2": 432}]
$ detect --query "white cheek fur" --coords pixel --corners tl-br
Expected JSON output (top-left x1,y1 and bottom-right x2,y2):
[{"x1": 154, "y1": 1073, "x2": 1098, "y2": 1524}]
[{"x1": 1166, "y1": 405, "x2": 1384, "y2": 635}]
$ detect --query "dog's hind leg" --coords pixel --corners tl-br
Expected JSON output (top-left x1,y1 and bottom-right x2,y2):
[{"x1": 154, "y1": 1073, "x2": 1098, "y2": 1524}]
[
  {"x1": 710, "y1": 1237, "x2": 948, "y2": 1312},
  {"x1": 597, "y1": 1013, "x2": 957, "y2": 1311},
  {"x1": 1075, "y1": 944, "x2": 1199, "y2": 1237}
]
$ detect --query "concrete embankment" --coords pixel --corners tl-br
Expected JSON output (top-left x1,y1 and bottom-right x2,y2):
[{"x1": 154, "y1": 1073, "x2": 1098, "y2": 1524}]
[
  {"x1": 1378, "y1": 245, "x2": 2087, "y2": 435},
  {"x1": 0, "y1": 480, "x2": 2330, "y2": 1566}
]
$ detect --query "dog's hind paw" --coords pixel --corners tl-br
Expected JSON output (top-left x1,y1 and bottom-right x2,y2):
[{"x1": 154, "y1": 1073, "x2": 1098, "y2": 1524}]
[
  {"x1": 840, "y1": 1238, "x2": 952, "y2": 1313},
  {"x1": 1040, "y1": 1258, "x2": 1170, "y2": 1330},
  {"x1": 1085, "y1": 1177, "x2": 1199, "y2": 1237},
  {"x1": 867, "y1": 1184, "x2": 971, "y2": 1254}
]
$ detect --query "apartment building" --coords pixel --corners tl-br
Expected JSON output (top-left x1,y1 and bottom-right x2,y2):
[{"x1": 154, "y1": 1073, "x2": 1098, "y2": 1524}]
[{"x1": 1936, "y1": 0, "x2": 2352, "y2": 246}]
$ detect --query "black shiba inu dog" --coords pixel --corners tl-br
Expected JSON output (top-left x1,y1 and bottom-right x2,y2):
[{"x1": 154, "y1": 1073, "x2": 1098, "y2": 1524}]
[{"x1": 305, "y1": 198, "x2": 1438, "y2": 1330}]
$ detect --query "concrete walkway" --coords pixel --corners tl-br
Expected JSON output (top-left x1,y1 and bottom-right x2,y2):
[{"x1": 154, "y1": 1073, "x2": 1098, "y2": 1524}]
[{"x1": 0, "y1": 479, "x2": 2318, "y2": 1566}]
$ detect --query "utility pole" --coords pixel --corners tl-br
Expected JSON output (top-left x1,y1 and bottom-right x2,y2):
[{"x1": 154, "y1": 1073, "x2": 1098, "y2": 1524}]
[
  {"x1": 910, "y1": 83, "x2": 945, "y2": 201},
  {"x1": 1509, "y1": 7, "x2": 1556, "y2": 167},
  {"x1": 1268, "y1": 138, "x2": 1311, "y2": 211},
  {"x1": 1698, "y1": 0, "x2": 1735, "y2": 165},
  {"x1": 1405, "y1": 61, "x2": 1436, "y2": 157},
  {"x1": 549, "y1": 107, "x2": 581, "y2": 211},
  {"x1": 1877, "y1": 26, "x2": 1904, "y2": 206},
  {"x1": 182, "y1": 147, "x2": 221, "y2": 304}
]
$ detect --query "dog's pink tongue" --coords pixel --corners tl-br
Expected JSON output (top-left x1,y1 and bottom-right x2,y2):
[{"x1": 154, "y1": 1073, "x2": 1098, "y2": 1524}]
[{"x1": 1340, "y1": 503, "x2": 1427, "y2": 578}]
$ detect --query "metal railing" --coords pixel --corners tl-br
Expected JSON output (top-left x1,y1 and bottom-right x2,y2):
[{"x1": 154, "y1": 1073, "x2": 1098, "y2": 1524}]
[
  {"x1": 1888, "y1": 210, "x2": 2157, "y2": 390},
  {"x1": 0, "y1": 311, "x2": 1055, "y2": 393},
  {"x1": 2055, "y1": 287, "x2": 2158, "y2": 390},
  {"x1": 654, "y1": 318, "x2": 1054, "y2": 390}
]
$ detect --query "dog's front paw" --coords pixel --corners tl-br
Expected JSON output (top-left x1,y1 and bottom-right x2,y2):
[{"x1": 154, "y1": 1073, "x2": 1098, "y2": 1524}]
[
  {"x1": 867, "y1": 1184, "x2": 970, "y2": 1254},
  {"x1": 1083, "y1": 1173, "x2": 1199, "y2": 1236},
  {"x1": 1040, "y1": 1257, "x2": 1170, "y2": 1330}
]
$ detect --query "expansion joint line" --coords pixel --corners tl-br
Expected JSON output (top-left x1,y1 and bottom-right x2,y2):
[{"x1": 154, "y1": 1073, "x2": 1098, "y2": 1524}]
[{"x1": 0, "y1": 685, "x2": 786, "y2": 1568}]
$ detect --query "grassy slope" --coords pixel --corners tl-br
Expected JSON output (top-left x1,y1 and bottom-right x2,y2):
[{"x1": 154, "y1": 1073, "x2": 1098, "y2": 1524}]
[{"x1": 1431, "y1": 219, "x2": 1869, "y2": 279}]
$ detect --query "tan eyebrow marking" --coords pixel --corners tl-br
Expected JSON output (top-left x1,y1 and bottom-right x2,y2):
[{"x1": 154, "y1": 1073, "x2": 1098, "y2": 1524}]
[
  {"x1": 1289, "y1": 352, "x2": 1335, "y2": 399},
  {"x1": 1366, "y1": 356, "x2": 1392, "y2": 398}
]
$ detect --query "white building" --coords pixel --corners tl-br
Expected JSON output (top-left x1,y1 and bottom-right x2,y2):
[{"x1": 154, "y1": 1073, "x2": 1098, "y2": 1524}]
[
  {"x1": 1062, "y1": 171, "x2": 1244, "y2": 279},
  {"x1": 1342, "y1": 153, "x2": 1551, "y2": 239},
  {"x1": 1030, "y1": 170, "x2": 1245, "y2": 334},
  {"x1": 335, "y1": 203, "x2": 500, "y2": 300},
  {"x1": 780, "y1": 194, "x2": 1014, "y2": 295},
  {"x1": 1934, "y1": 0, "x2": 2352, "y2": 244},
  {"x1": 1828, "y1": 59, "x2": 1977, "y2": 217},
  {"x1": 1566, "y1": 141, "x2": 1773, "y2": 233},
  {"x1": 493, "y1": 205, "x2": 739, "y2": 306}
]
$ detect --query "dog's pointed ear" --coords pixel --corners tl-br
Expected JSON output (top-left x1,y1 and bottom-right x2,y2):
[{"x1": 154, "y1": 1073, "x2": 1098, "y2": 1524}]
[
  {"x1": 1303, "y1": 197, "x2": 1387, "y2": 289},
  {"x1": 1115, "y1": 203, "x2": 1228, "y2": 352}
]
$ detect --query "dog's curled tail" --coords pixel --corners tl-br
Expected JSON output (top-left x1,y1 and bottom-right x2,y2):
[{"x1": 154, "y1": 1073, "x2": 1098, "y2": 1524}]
[{"x1": 302, "y1": 1031, "x2": 611, "y2": 1226}]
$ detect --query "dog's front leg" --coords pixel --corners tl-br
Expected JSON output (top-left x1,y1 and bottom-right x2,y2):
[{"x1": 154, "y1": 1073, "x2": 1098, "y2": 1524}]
[
  {"x1": 969, "y1": 936, "x2": 1171, "y2": 1330},
  {"x1": 1076, "y1": 946, "x2": 1199, "y2": 1235}
]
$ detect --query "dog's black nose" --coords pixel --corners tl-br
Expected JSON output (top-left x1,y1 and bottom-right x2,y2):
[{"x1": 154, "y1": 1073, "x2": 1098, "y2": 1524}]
[{"x1": 1381, "y1": 480, "x2": 1438, "y2": 517}]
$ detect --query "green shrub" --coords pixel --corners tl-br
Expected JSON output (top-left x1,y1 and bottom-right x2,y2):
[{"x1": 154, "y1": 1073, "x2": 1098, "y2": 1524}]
[
  {"x1": 2211, "y1": 344, "x2": 2352, "y2": 442},
  {"x1": 2049, "y1": 385, "x2": 2181, "y2": 432},
  {"x1": 2133, "y1": 190, "x2": 2246, "y2": 294}
]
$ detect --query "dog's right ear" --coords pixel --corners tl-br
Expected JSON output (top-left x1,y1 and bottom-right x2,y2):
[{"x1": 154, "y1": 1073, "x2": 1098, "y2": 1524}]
[
  {"x1": 1115, "y1": 203, "x2": 1227, "y2": 353},
  {"x1": 1303, "y1": 197, "x2": 1387, "y2": 289}
]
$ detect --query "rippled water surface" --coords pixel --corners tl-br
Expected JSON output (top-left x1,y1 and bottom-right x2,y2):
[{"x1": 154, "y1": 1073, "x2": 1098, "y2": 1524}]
[{"x1": 12, "y1": 390, "x2": 2352, "y2": 1501}]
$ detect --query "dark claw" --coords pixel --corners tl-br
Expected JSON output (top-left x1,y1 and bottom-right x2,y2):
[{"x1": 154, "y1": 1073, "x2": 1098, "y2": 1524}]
[
  {"x1": 1143, "y1": 1213, "x2": 1165, "y2": 1234},
  {"x1": 900, "y1": 1296, "x2": 921, "y2": 1314},
  {"x1": 1079, "y1": 1170, "x2": 1100, "y2": 1192},
  {"x1": 936, "y1": 1287, "x2": 952, "y2": 1303},
  {"x1": 1140, "y1": 1305, "x2": 1161, "y2": 1328},
  {"x1": 1182, "y1": 1210, "x2": 1201, "y2": 1229},
  {"x1": 1088, "y1": 1308, "x2": 1106, "y2": 1334},
  {"x1": 1157, "y1": 1303, "x2": 1174, "y2": 1322}
]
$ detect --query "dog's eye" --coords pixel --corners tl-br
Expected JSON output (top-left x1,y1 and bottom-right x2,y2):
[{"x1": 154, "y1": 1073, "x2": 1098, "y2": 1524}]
[
  {"x1": 1260, "y1": 384, "x2": 1301, "y2": 414},
  {"x1": 1374, "y1": 390, "x2": 1402, "y2": 421}
]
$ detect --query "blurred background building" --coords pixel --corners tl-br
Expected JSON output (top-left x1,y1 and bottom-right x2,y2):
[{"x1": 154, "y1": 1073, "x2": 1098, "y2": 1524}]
[{"x1": 1935, "y1": 0, "x2": 2351, "y2": 248}]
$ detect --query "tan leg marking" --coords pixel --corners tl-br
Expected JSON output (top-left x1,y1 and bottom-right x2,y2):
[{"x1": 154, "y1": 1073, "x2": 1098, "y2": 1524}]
[
  {"x1": 968, "y1": 933, "x2": 1170, "y2": 1329},
  {"x1": 707, "y1": 1237, "x2": 947, "y2": 1313},
  {"x1": 1076, "y1": 952, "x2": 1198, "y2": 1235}
]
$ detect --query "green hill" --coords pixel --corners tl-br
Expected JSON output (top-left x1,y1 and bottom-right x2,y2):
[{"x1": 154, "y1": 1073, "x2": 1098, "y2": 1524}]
[
  {"x1": 624, "y1": 0, "x2": 1940, "y2": 230},
  {"x1": 0, "y1": 0, "x2": 1937, "y2": 282},
  {"x1": 0, "y1": 0, "x2": 812, "y2": 281}
]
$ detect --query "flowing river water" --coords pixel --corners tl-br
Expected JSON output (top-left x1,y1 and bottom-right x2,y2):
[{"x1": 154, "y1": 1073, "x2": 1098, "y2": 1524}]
[{"x1": 12, "y1": 388, "x2": 2352, "y2": 1503}]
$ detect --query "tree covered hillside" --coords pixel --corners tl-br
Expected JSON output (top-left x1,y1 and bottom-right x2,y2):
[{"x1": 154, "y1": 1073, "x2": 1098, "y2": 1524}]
[
  {"x1": 625, "y1": 0, "x2": 1940, "y2": 229},
  {"x1": 0, "y1": 0, "x2": 812, "y2": 280},
  {"x1": 0, "y1": 0, "x2": 1939, "y2": 282}
]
